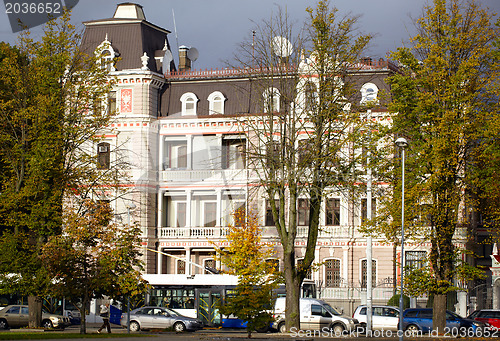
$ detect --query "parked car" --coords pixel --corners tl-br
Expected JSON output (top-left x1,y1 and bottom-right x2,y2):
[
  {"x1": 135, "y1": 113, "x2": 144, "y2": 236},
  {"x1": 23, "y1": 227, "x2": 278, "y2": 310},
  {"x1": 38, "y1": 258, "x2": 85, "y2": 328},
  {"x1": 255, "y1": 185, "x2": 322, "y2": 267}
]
[
  {"x1": 120, "y1": 306, "x2": 203, "y2": 332},
  {"x1": 353, "y1": 305, "x2": 400, "y2": 331},
  {"x1": 0, "y1": 305, "x2": 71, "y2": 329},
  {"x1": 272, "y1": 297, "x2": 359, "y2": 334},
  {"x1": 402, "y1": 308, "x2": 483, "y2": 333},
  {"x1": 468, "y1": 309, "x2": 500, "y2": 331}
]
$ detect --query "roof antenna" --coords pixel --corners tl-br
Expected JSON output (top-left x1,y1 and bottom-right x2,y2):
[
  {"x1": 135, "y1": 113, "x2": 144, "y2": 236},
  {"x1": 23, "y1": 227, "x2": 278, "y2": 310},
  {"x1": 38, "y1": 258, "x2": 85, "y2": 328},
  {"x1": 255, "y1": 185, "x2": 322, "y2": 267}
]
[{"x1": 172, "y1": 9, "x2": 179, "y2": 53}]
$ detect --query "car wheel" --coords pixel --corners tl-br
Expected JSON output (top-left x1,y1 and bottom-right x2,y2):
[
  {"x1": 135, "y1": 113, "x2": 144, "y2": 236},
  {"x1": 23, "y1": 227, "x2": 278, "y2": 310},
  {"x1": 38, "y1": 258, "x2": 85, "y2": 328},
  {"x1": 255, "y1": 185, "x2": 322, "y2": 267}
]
[
  {"x1": 332, "y1": 323, "x2": 345, "y2": 335},
  {"x1": 174, "y1": 322, "x2": 186, "y2": 333},
  {"x1": 405, "y1": 324, "x2": 419, "y2": 332},
  {"x1": 278, "y1": 321, "x2": 286, "y2": 333},
  {"x1": 42, "y1": 320, "x2": 53, "y2": 329},
  {"x1": 129, "y1": 321, "x2": 140, "y2": 332},
  {"x1": 0, "y1": 319, "x2": 8, "y2": 330}
]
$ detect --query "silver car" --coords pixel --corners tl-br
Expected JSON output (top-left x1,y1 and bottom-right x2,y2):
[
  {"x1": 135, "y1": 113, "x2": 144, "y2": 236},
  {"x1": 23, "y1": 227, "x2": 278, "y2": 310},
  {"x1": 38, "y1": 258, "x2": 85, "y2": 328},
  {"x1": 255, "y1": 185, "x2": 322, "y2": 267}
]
[
  {"x1": 120, "y1": 306, "x2": 203, "y2": 332},
  {"x1": 0, "y1": 305, "x2": 71, "y2": 329}
]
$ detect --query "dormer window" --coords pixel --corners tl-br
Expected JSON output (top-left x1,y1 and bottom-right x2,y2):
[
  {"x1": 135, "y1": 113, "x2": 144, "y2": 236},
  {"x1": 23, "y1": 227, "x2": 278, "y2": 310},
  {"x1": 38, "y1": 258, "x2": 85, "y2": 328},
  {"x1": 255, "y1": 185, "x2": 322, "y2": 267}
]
[
  {"x1": 180, "y1": 92, "x2": 198, "y2": 115},
  {"x1": 207, "y1": 91, "x2": 225, "y2": 115},
  {"x1": 96, "y1": 35, "x2": 117, "y2": 71},
  {"x1": 360, "y1": 82, "x2": 379, "y2": 104},
  {"x1": 263, "y1": 87, "x2": 280, "y2": 113}
]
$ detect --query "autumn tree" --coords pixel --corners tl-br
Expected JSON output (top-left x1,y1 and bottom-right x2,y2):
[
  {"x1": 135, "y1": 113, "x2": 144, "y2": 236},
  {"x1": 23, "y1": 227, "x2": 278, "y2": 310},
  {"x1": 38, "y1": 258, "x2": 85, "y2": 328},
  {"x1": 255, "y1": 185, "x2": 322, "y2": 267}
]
[
  {"x1": 215, "y1": 210, "x2": 278, "y2": 338},
  {"x1": 231, "y1": 0, "x2": 372, "y2": 331},
  {"x1": 0, "y1": 11, "x2": 124, "y2": 327},
  {"x1": 41, "y1": 199, "x2": 147, "y2": 334},
  {"x1": 388, "y1": 0, "x2": 500, "y2": 331}
]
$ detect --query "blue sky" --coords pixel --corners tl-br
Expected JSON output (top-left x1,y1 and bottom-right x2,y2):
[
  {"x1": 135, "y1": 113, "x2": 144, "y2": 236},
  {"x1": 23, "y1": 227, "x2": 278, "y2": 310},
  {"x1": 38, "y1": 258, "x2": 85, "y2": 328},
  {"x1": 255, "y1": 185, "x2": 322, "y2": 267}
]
[{"x1": 1, "y1": 0, "x2": 499, "y2": 70}]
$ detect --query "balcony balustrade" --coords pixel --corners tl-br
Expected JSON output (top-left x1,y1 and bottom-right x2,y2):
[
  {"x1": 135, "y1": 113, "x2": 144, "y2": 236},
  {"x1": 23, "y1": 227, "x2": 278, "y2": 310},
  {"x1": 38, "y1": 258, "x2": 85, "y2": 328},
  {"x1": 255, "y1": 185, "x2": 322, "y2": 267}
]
[
  {"x1": 159, "y1": 226, "x2": 230, "y2": 239},
  {"x1": 161, "y1": 169, "x2": 249, "y2": 182},
  {"x1": 158, "y1": 225, "x2": 361, "y2": 240}
]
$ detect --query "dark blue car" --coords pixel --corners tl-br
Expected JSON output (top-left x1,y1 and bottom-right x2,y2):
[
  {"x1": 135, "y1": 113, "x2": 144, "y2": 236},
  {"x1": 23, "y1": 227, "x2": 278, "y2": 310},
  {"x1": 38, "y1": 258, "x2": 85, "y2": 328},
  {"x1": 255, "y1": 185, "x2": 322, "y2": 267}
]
[{"x1": 402, "y1": 308, "x2": 483, "y2": 334}]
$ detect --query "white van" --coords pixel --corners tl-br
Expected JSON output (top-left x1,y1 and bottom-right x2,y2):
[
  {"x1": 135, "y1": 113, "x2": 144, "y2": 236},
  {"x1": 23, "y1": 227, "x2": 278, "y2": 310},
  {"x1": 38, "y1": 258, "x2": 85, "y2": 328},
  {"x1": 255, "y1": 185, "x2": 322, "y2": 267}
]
[{"x1": 272, "y1": 297, "x2": 359, "y2": 334}]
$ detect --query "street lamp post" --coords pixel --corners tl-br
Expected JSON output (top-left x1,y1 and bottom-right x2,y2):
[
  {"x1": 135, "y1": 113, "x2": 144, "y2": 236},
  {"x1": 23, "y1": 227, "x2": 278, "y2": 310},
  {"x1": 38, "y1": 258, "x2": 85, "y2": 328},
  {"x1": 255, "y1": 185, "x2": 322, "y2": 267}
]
[
  {"x1": 125, "y1": 202, "x2": 136, "y2": 334},
  {"x1": 395, "y1": 137, "x2": 408, "y2": 341}
]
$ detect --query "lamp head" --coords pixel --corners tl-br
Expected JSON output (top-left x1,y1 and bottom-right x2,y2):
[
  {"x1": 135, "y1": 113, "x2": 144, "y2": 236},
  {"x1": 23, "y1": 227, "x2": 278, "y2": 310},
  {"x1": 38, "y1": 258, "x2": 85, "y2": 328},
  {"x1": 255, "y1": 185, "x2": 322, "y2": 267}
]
[
  {"x1": 395, "y1": 137, "x2": 408, "y2": 149},
  {"x1": 126, "y1": 202, "x2": 137, "y2": 210}
]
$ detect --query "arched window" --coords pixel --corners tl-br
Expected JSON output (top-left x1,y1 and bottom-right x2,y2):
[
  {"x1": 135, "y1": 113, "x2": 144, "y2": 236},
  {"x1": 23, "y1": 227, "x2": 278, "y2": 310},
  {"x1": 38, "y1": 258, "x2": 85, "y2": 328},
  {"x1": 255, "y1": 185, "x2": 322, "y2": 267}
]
[
  {"x1": 304, "y1": 81, "x2": 317, "y2": 112},
  {"x1": 297, "y1": 258, "x2": 312, "y2": 279},
  {"x1": 360, "y1": 83, "x2": 379, "y2": 104},
  {"x1": 265, "y1": 259, "x2": 280, "y2": 272},
  {"x1": 324, "y1": 259, "x2": 341, "y2": 288},
  {"x1": 263, "y1": 87, "x2": 280, "y2": 113},
  {"x1": 207, "y1": 91, "x2": 226, "y2": 115},
  {"x1": 97, "y1": 142, "x2": 110, "y2": 169},
  {"x1": 204, "y1": 259, "x2": 216, "y2": 274},
  {"x1": 180, "y1": 92, "x2": 198, "y2": 115},
  {"x1": 360, "y1": 258, "x2": 377, "y2": 288},
  {"x1": 177, "y1": 259, "x2": 186, "y2": 274}
]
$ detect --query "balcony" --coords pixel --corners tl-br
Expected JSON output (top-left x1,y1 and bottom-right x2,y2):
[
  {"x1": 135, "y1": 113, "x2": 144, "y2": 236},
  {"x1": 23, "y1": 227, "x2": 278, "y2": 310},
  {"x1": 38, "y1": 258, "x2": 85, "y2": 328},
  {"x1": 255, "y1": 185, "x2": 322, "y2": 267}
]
[
  {"x1": 159, "y1": 226, "x2": 230, "y2": 239},
  {"x1": 161, "y1": 169, "x2": 249, "y2": 183},
  {"x1": 158, "y1": 225, "x2": 361, "y2": 240}
]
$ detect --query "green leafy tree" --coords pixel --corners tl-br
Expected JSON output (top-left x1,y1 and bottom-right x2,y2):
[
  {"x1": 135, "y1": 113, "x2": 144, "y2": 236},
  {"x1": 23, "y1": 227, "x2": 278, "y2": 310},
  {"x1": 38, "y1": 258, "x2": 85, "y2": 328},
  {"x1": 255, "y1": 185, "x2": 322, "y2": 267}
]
[
  {"x1": 0, "y1": 11, "x2": 122, "y2": 327},
  {"x1": 232, "y1": 1, "x2": 372, "y2": 330},
  {"x1": 387, "y1": 0, "x2": 500, "y2": 331},
  {"x1": 215, "y1": 209, "x2": 279, "y2": 338},
  {"x1": 41, "y1": 199, "x2": 147, "y2": 334}
]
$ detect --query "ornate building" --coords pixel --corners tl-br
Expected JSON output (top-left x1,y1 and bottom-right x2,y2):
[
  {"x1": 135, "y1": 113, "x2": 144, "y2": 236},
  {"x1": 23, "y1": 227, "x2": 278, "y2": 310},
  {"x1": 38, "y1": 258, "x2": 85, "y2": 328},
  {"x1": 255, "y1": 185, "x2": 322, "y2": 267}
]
[{"x1": 80, "y1": 3, "x2": 441, "y2": 316}]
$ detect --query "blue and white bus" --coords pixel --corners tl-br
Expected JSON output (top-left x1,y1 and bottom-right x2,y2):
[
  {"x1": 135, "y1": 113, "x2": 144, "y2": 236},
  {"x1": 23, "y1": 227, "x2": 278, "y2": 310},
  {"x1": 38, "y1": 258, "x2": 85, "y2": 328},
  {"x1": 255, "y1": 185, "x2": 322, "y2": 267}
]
[{"x1": 142, "y1": 274, "x2": 316, "y2": 328}]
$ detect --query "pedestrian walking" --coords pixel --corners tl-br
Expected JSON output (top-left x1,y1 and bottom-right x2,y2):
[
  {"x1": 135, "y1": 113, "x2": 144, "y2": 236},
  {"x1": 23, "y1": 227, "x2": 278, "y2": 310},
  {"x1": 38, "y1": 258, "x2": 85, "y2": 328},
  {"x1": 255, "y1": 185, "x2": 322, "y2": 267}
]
[{"x1": 97, "y1": 302, "x2": 111, "y2": 333}]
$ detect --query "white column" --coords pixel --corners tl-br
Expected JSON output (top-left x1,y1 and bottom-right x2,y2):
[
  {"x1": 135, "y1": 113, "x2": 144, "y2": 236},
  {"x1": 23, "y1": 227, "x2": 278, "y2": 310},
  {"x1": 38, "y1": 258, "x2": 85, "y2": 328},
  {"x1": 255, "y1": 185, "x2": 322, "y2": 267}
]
[
  {"x1": 186, "y1": 190, "x2": 192, "y2": 227},
  {"x1": 185, "y1": 247, "x2": 191, "y2": 276},
  {"x1": 157, "y1": 190, "x2": 164, "y2": 230},
  {"x1": 159, "y1": 136, "x2": 164, "y2": 172},
  {"x1": 187, "y1": 135, "x2": 193, "y2": 170},
  {"x1": 342, "y1": 246, "x2": 349, "y2": 286},
  {"x1": 157, "y1": 246, "x2": 163, "y2": 274},
  {"x1": 216, "y1": 190, "x2": 222, "y2": 227}
]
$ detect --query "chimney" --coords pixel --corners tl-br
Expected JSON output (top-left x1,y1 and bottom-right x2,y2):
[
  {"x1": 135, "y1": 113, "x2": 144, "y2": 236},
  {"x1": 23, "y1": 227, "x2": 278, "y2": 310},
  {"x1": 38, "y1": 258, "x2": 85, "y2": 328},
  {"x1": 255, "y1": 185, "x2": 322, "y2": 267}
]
[
  {"x1": 178, "y1": 46, "x2": 191, "y2": 72},
  {"x1": 361, "y1": 57, "x2": 372, "y2": 65}
]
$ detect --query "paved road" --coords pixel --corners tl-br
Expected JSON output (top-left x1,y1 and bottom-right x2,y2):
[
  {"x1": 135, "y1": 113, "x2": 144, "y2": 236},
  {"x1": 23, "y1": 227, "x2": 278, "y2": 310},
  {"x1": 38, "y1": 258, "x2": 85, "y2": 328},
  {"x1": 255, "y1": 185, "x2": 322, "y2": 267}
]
[{"x1": 1, "y1": 324, "x2": 495, "y2": 341}]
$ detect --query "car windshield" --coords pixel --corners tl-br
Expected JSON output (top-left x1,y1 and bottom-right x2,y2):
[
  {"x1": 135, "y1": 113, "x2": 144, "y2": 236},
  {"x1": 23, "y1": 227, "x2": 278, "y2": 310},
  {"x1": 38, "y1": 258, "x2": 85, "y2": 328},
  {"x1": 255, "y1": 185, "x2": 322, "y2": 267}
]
[
  {"x1": 447, "y1": 311, "x2": 461, "y2": 319},
  {"x1": 324, "y1": 303, "x2": 341, "y2": 316}
]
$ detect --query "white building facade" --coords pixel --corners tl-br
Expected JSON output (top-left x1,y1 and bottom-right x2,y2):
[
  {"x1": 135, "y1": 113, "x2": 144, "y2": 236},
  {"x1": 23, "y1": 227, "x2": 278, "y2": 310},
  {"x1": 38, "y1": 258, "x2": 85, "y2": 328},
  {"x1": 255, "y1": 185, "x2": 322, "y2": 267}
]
[{"x1": 80, "y1": 3, "x2": 475, "y2": 317}]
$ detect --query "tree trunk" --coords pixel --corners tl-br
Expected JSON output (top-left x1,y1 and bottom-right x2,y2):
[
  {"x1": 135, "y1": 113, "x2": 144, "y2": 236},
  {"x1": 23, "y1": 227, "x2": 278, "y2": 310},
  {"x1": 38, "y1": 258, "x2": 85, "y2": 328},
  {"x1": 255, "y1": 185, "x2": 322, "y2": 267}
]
[
  {"x1": 79, "y1": 297, "x2": 87, "y2": 334},
  {"x1": 28, "y1": 296, "x2": 42, "y2": 328},
  {"x1": 283, "y1": 252, "x2": 301, "y2": 332},
  {"x1": 433, "y1": 294, "x2": 447, "y2": 334}
]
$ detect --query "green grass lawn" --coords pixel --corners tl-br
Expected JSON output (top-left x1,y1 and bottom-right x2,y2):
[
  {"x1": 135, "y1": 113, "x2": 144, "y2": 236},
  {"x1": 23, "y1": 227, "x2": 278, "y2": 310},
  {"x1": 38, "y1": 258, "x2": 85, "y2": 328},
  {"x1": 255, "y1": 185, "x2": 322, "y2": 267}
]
[{"x1": 0, "y1": 333, "x2": 151, "y2": 340}]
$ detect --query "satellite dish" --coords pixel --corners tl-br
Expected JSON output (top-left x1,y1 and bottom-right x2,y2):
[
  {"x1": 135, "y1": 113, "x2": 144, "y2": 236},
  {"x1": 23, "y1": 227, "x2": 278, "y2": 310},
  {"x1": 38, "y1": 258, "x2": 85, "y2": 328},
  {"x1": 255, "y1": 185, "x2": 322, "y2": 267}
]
[
  {"x1": 163, "y1": 49, "x2": 173, "y2": 73},
  {"x1": 187, "y1": 47, "x2": 199, "y2": 62},
  {"x1": 272, "y1": 36, "x2": 293, "y2": 58}
]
